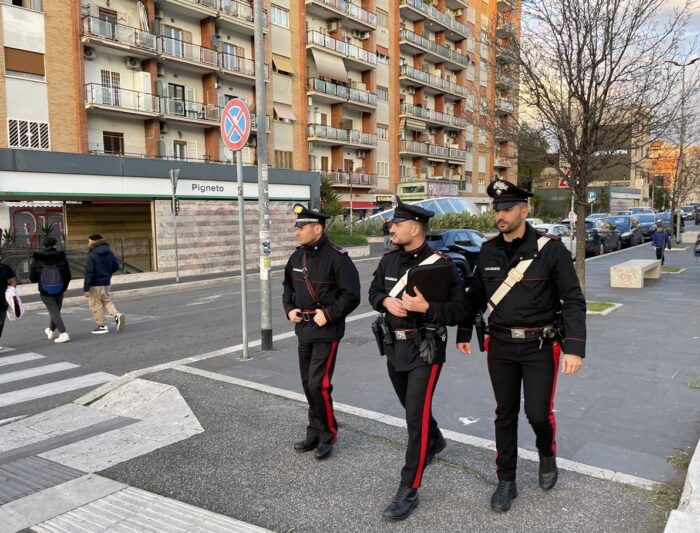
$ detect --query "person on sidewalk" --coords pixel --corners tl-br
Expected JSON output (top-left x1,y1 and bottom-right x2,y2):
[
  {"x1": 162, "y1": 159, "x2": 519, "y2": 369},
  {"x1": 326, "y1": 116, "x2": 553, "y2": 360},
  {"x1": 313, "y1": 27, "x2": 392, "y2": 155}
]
[
  {"x1": 29, "y1": 237, "x2": 72, "y2": 343},
  {"x1": 282, "y1": 204, "x2": 361, "y2": 461},
  {"x1": 651, "y1": 222, "x2": 671, "y2": 265},
  {"x1": 0, "y1": 258, "x2": 17, "y2": 351},
  {"x1": 368, "y1": 198, "x2": 467, "y2": 521},
  {"x1": 84, "y1": 234, "x2": 125, "y2": 335},
  {"x1": 457, "y1": 179, "x2": 587, "y2": 513}
]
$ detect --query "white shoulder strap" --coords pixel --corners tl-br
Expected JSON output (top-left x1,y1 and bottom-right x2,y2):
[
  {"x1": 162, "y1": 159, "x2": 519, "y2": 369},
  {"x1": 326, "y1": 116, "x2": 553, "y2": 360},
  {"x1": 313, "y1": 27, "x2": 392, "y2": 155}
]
[
  {"x1": 388, "y1": 253, "x2": 442, "y2": 298},
  {"x1": 487, "y1": 236, "x2": 551, "y2": 313}
]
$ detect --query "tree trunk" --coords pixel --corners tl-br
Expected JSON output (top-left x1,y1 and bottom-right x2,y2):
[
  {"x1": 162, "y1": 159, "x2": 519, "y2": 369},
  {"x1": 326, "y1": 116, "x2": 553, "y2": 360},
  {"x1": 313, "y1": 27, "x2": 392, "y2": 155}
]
[{"x1": 574, "y1": 199, "x2": 588, "y2": 294}]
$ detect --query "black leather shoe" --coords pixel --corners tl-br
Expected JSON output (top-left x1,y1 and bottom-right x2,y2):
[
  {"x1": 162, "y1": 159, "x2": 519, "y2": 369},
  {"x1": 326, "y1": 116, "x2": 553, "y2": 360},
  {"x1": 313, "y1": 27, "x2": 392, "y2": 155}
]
[
  {"x1": 382, "y1": 483, "x2": 419, "y2": 521},
  {"x1": 539, "y1": 454, "x2": 558, "y2": 490},
  {"x1": 490, "y1": 480, "x2": 518, "y2": 512},
  {"x1": 426, "y1": 435, "x2": 447, "y2": 465},
  {"x1": 314, "y1": 442, "x2": 333, "y2": 460},
  {"x1": 293, "y1": 439, "x2": 318, "y2": 453}
]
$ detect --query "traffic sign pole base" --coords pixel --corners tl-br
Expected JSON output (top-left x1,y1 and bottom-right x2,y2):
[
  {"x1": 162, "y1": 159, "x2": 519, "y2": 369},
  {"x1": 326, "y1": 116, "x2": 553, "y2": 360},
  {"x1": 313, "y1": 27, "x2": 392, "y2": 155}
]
[{"x1": 261, "y1": 329, "x2": 273, "y2": 351}]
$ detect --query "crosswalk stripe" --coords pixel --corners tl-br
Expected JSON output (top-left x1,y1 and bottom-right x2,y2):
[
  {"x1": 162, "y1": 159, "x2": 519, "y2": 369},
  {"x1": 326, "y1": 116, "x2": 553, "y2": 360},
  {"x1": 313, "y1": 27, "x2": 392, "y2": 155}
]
[
  {"x1": 0, "y1": 363, "x2": 79, "y2": 385},
  {"x1": 0, "y1": 373, "x2": 116, "y2": 408},
  {"x1": 0, "y1": 353, "x2": 44, "y2": 368}
]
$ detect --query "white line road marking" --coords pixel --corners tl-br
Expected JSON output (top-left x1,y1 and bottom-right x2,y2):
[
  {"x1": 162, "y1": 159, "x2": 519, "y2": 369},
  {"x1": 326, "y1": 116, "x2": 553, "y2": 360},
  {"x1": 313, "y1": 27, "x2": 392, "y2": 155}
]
[
  {"x1": 0, "y1": 373, "x2": 116, "y2": 408},
  {"x1": 0, "y1": 353, "x2": 44, "y2": 368},
  {"x1": 0, "y1": 363, "x2": 79, "y2": 385}
]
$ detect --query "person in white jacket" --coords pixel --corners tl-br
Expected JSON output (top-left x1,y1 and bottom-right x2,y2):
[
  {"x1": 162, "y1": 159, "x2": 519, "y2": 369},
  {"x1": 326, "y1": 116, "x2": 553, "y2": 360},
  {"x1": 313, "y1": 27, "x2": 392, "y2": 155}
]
[{"x1": 0, "y1": 258, "x2": 18, "y2": 350}]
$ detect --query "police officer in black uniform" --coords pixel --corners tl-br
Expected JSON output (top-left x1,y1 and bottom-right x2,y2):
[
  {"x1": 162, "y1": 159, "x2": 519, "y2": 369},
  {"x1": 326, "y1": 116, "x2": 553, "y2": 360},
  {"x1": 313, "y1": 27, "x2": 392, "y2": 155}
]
[
  {"x1": 457, "y1": 179, "x2": 586, "y2": 512},
  {"x1": 283, "y1": 204, "x2": 361, "y2": 460},
  {"x1": 369, "y1": 198, "x2": 467, "y2": 521}
]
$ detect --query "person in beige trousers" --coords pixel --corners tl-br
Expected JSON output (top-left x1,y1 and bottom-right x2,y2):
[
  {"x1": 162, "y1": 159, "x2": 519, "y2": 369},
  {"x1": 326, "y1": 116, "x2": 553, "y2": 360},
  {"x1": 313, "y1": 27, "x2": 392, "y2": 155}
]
[{"x1": 83, "y1": 234, "x2": 125, "y2": 334}]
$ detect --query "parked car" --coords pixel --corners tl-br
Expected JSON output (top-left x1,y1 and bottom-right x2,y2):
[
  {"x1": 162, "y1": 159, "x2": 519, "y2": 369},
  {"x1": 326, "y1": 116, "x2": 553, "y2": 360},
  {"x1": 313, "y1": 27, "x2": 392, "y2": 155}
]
[
  {"x1": 616, "y1": 210, "x2": 633, "y2": 215},
  {"x1": 426, "y1": 229, "x2": 486, "y2": 281},
  {"x1": 657, "y1": 210, "x2": 684, "y2": 233},
  {"x1": 680, "y1": 205, "x2": 695, "y2": 221},
  {"x1": 534, "y1": 223, "x2": 576, "y2": 259},
  {"x1": 607, "y1": 215, "x2": 643, "y2": 248},
  {"x1": 634, "y1": 212, "x2": 657, "y2": 241},
  {"x1": 584, "y1": 217, "x2": 622, "y2": 256},
  {"x1": 696, "y1": 204, "x2": 700, "y2": 224},
  {"x1": 587, "y1": 213, "x2": 607, "y2": 220},
  {"x1": 629, "y1": 207, "x2": 655, "y2": 214},
  {"x1": 526, "y1": 217, "x2": 544, "y2": 226}
]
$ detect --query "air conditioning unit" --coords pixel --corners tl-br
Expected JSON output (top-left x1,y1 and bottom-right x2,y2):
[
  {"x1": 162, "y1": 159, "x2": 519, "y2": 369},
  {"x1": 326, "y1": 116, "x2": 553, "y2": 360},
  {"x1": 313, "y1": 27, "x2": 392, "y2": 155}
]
[
  {"x1": 159, "y1": 121, "x2": 168, "y2": 134},
  {"x1": 356, "y1": 30, "x2": 371, "y2": 40},
  {"x1": 356, "y1": 150, "x2": 367, "y2": 159},
  {"x1": 155, "y1": 8, "x2": 164, "y2": 19},
  {"x1": 125, "y1": 56, "x2": 140, "y2": 70},
  {"x1": 351, "y1": 30, "x2": 363, "y2": 39},
  {"x1": 83, "y1": 46, "x2": 96, "y2": 60},
  {"x1": 157, "y1": 64, "x2": 166, "y2": 77},
  {"x1": 406, "y1": 86, "x2": 415, "y2": 95},
  {"x1": 454, "y1": 9, "x2": 463, "y2": 17},
  {"x1": 327, "y1": 20, "x2": 339, "y2": 32},
  {"x1": 448, "y1": 131, "x2": 458, "y2": 138}
]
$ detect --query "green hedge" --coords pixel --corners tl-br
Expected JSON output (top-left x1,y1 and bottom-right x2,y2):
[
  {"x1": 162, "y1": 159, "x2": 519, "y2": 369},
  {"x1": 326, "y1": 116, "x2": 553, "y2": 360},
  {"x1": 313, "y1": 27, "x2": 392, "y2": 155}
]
[
  {"x1": 326, "y1": 223, "x2": 369, "y2": 246},
  {"x1": 431, "y1": 211, "x2": 497, "y2": 232}
]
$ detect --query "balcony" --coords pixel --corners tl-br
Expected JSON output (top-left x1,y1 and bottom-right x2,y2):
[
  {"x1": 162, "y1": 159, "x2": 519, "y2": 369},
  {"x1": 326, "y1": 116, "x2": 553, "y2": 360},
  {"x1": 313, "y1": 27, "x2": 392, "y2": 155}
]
[
  {"x1": 161, "y1": 97, "x2": 221, "y2": 126},
  {"x1": 84, "y1": 83, "x2": 159, "y2": 117},
  {"x1": 496, "y1": 20, "x2": 516, "y2": 39},
  {"x1": 219, "y1": 0, "x2": 267, "y2": 35},
  {"x1": 220, "y1": 53, "x2": 268, "y2": 84},
  {"x1": 81, "y1": 16, "x2": 158, "y2": 57},
  {"x1": 496, "y1": 72, "x2": 515, "y2": 90},
  {"x1": 399, "y1": 65, "x2": 469, "y2": 100},
  {"x1": 325, "y1": 171, "x2": 377, "y2": 188},
  {"x1": 494, "y1": 155, "x2": 515, "y2": 169},
  {"x1": 399, "y1": 0, "x2": 471, "y2": 41},
  {"x1": 495, "y1": 98, "x2": 515, "y2": 116},
  {"x1": 158, "y1": 36, "x2": 218, "y2": 73},
  {"x1": 305, "y1": 0, "x2": 377, "y2": 31},
  {"x1": 497, "y1": 0, "x2": 515, "y2": 12},
  {"x1": 307, "y1": 78, "x2": 377, "y2": 109},
  {"x1": 399, "y1": 28, "x2": 471, "y2": 71},
  {"x1": 308, "y1": 124, "x2": 377, "y2": 147},
  {"x1": 307, "y1": 30, "x2": 377, "y2": 70},
  {"x1": 496, "y1": 45, "x2": 515, "y2": 64},
  {"x1": 494, "y1": 127, "x2": 511, "y2": 143},
  {"x1": 399, "y1": 102, "x2": 470, "y2": 130}
]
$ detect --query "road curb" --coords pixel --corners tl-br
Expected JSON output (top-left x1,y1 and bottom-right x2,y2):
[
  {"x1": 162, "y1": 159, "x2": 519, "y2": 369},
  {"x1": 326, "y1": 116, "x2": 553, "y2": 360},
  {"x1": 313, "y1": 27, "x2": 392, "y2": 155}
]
[{"x1": 664, "y1": 437, "x2": 700, "y2": 532}]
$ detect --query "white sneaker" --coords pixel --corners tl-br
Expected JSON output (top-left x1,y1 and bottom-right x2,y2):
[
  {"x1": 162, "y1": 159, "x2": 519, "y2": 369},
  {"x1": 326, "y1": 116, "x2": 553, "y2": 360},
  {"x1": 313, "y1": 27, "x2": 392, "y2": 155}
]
[
  {"x1": 116, "y1": 314, "x2": 125, "y2": 333},
  {"x1": 45, "y1": 328, "x2": 57, "y2": 340},
  {"x1": 91, "y1": 325, "x2": 109, "y2": 335},
  {"x1": 54, "y1": 332, "x2": 71, "y2": 344}
]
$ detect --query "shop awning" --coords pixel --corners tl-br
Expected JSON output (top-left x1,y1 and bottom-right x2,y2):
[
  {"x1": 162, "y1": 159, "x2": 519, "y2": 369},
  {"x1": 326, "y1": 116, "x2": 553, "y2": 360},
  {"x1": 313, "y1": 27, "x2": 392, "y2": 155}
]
[
  {"x1": 343, "y1": 201, "x2": 376, "y2": 209},
  {"x1": 376, "y1": 45, "x2": 389, "y2": 57},
  {"x1": 273, "y1": 102, "x2": 297, "y2": 121},
  {"x1": 312, "y1": 49, "x2": 348, "y2": 83},
  {"x1": 272, "y1": 54, "x2": 295, "y2": 75}
]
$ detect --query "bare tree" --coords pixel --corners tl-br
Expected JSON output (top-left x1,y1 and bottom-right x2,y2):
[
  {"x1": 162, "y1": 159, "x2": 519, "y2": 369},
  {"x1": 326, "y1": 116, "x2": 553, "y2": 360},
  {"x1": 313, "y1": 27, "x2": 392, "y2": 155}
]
[{"x1": 510, "y1": 0, "x2": 695, "y2": 290}]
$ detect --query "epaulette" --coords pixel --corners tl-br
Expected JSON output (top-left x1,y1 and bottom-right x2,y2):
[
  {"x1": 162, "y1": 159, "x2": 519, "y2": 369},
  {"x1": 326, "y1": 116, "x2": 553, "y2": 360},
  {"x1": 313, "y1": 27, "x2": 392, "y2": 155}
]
[
  {"x1": 535, "y1": 229, "x2": 560, "y2": 241},
  {"x1": 434, "y1": 249, "x2": 450, "y2": 260},
  {"x1": 330, "y1": 243, "x2": 348, "y2": 255}
]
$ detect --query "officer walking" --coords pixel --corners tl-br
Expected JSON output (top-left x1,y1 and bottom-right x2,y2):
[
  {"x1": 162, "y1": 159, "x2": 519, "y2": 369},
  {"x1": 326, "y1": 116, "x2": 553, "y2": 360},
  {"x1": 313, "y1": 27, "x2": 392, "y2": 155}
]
[
  {"x1": 283, "y1": 204, "x2": 361, "y2": 460},
  {"x1": 457, "y1": 179, "x2": 586, "y2": 513},
  {"x1": 368, "y1": 198, "x2": 466, "y2": 521}
]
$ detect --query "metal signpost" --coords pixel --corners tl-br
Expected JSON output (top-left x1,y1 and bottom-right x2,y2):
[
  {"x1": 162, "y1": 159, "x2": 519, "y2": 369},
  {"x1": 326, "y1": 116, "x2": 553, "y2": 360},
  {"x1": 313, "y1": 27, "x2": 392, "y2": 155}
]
[
  {"x1": 221, "y1": 98, "x2": 252, "y2": 360},
  {"x1": 169, "y1": 168, "x2": 180, "y2": 283}
]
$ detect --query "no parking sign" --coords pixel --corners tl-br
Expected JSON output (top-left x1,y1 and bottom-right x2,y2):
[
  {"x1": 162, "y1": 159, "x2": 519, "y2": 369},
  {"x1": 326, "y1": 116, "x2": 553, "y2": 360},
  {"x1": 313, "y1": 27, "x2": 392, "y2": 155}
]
[{"x1": 220, "y1": 99, "x2": 251, "y2": 151}]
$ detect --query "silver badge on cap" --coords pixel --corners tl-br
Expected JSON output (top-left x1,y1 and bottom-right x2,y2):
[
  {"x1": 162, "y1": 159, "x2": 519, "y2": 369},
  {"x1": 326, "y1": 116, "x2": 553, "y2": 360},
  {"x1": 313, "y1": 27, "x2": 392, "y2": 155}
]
[{"x1": 493, "y1": 181, "x2": 509, "y2": 196}]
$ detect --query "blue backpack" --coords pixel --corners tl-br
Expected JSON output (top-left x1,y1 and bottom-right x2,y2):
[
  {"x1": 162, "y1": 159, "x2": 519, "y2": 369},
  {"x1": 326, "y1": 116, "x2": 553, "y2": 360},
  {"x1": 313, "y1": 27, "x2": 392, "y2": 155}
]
[{"x1": 40, "y1": 264, "x2": 63, "y2": 295}]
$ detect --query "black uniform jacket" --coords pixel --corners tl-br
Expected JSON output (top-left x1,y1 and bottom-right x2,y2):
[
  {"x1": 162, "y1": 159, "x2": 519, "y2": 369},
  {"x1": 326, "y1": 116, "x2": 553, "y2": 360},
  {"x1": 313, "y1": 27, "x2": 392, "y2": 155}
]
[
  {"x1": 457, "y1": 224, "x2": 586, "y2": 357},
  {"x1": 283, "y1": 234, "x2": 361, "y2": 343},
  {"x1": 369, "y1": 242, "x2": 467, "y2": 371}
]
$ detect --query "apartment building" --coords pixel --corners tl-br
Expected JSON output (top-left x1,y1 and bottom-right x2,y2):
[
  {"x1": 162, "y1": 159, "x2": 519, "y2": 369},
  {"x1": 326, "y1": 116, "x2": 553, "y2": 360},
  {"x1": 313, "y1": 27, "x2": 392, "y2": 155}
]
[{"x1": 0, "y1": 0, "x2": 518, "y2": 217}]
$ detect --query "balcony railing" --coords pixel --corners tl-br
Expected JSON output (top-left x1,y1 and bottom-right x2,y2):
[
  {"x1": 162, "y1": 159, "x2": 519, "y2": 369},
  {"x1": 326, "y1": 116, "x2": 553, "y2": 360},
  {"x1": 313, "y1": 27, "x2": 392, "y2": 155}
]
[
  {"x1": 160, "y1": 36, "x2": 219, "y2": 67},
  {"x1": 307, "y1": 30, "x2": 377, "y2": 65},
  {"x1": 495, "y1": 98, "x2": 515, "y2": 114},
  {"x1": 308, "y1": 0, "x2": 377, "y2": 28},
  {"x1": 496, "y1": 21, "x2": 516, "y2": 39},
  {"x1": 221, "y1": 53, "x2": 254, "y2": 76},
  {"x1": 307, "y1": 78, "x2": 377, "y2": 107},
  {"x1": 324, "y1": 171, "x2": 377, "y2": 186},
  {"x1": 496, "y1": 72, "x2": 515, "y2": 89},
  {"x1": 399, "y1": 0, "x2": 471, "y2": 39},
  {"x1": 85, "y1": 83, "x2": 159, "y2": 114},
  {"x1": 308, "y1": 124, "x2": 377, "y2": 146},
  {"x1": 399, "y1": 28, "x2": 471, "y2": 68},
  {"x1": 82, "y1": 15, "x2": 157, "y2": 52},
  {"x1": 399, "y1": 140, "x2": 468, "y2": 160},
  {"x1": 220, "y1": 0, "x2": 267, "y2": 26},
  {"x1": 497, "y1": 0, "x2": 515, "y2": 12},
  {"x1": 400, "y1": 102, "x2": 470, "y2": 129},
  {"x1": 399, "y1": 65, "x2": 469, "y2": 98},
  {"x1": 161, "y1": 97, "x2": 221, "y2": 121}
]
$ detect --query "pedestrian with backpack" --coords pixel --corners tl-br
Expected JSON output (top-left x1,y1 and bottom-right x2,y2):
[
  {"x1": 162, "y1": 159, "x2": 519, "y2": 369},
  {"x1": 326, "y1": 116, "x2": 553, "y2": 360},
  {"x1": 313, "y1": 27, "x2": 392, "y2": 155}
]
[
  {"x1": 84, "y1": 234, "x2": 124, "y2": 334},
  {"x1": 30, "y1": 237, "x2": 72, "y2": 343}
]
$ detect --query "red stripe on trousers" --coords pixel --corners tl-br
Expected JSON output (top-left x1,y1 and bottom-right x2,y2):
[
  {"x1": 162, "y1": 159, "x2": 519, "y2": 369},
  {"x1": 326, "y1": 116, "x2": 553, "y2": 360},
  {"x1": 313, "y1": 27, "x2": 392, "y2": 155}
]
[
  {"x1": 412, "y1": 364, "x2": 440, "y2": 489},
  {"x1": 549, "y1": 342, "x2": 562, "y2": 455},
  {"x1": 322, "y1": 340, "x2": 339, "y2": 442}
]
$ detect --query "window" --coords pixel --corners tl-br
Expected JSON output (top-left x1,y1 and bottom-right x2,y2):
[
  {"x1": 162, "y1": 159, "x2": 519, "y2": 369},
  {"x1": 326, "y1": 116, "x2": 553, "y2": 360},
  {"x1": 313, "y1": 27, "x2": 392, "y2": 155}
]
[
  {"x1": 274, "y1": 150, "x2": 293, "y2": 168},
  {"x1": 377, "y1": 125, "x2": 388, "y2": 140},
  {"x1": 480, "y1": 59, "x2": 488, "y2": 87},
  {"x1": 167, "y1": 83, "x2": 185, "y2": 115},
  {"x1": 4, "y1": 47, "x2": 45, "y2": 77},
  {"x1": 6, "y1": 0, "x2": 42, "y2": 11},
  {"x1": 377, "y1": 8, "x2": 388, "y2": 28},
  {"x1": 321, "y1": 156, "x2": 329, "y2": 172},
  {"x1": 100, "y1": 70, "x2": 120, "y2": 106},
  {"x1": 271, "y1": 5, "x2": 289, "y2": 27},
  {"x1": 103, "y1": 131, "x2": 124, "y2": 155},
  {"x1": 8, "y1": 119, "x2": 50, "y2": 149},
  {"x1": 478, "y1": 155, "x2": 486, "y2": 173},
  {"x1": 377, "y1": 85, "x2": 388, "y2": 102},
  {"x1": 173, "y1": 140, "x2": 187, "y2": 160},
  {"x1": 376, "y1": 161, "x2": 389, "y2": 177}
]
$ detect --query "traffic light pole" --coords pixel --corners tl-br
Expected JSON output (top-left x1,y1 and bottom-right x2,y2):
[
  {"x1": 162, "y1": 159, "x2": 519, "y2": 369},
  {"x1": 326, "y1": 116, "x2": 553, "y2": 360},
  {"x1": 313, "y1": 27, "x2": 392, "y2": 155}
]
[{"x1": 254, "y1": 0, "x2": 272, "y2": 350}]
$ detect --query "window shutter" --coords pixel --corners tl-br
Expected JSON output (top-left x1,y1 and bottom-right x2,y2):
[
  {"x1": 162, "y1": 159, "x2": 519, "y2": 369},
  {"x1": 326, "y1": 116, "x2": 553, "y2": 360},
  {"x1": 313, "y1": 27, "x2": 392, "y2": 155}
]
[{"x1": 187, "y1": 140, "x2": 197, "y2": 159}]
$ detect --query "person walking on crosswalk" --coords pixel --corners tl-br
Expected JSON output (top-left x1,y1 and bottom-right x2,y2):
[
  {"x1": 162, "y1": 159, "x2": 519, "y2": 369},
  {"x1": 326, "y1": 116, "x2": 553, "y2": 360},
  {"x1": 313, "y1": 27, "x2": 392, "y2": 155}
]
[
  {"x1": 30, "y1": 237, "x2": 73, "y2": 343},
  {"x1": 0, "y1": 257, "x2": 18, "y2": 351},
  {"x1": 83, "y1": 234, "x2": 125, "y2": 335}
]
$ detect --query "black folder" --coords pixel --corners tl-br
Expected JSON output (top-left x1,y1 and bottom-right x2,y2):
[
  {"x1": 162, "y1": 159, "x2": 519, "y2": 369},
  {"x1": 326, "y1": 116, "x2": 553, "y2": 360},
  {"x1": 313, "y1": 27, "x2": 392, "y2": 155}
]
[{"x1": 406, "y1": 261, "x2": 453, "y2": 302}]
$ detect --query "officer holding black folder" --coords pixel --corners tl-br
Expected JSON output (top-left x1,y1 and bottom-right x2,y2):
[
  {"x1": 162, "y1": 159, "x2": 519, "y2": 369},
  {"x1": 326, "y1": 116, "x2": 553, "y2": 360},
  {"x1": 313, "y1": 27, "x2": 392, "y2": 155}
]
[
  {"x1": 457, "y1": 179, "x2": 586, "y2": 513},
  {"x1": 369, "y1": 198, "x2": 466, "y2": 521}
]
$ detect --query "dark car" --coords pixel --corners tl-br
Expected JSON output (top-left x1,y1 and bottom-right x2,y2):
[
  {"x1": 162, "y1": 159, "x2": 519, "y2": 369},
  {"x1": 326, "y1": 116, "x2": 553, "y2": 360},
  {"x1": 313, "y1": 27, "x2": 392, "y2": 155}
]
[
  {"x1": 426, "y1": 229, "x2": 486, "y2": 281},
  {"x1": 607, "y1": 215, "x2": 643, "y2": 248},
  {"x1": 634, "y1": 212, "x2": 657, "y2": 241},
  {"x1": 657, "y1": 211, "x2": 684, "y2": 233},
  {"x1": 584, "y1": 217, "x2": 622, "y2": 256}
]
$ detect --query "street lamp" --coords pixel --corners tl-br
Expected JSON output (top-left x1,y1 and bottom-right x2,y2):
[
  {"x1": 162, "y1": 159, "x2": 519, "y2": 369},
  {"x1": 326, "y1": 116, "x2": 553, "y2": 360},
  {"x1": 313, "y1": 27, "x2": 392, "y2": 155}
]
[{"x1": 666, "y1": 57, "x2": 700, "y2": 242}]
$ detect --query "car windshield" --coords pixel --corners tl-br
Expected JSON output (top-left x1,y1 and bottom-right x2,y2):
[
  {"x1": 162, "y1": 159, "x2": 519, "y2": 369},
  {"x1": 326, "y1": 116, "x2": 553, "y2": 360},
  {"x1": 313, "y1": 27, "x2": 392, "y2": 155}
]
[
  {"x1": 609, "y1": 217, "x2": 631, "y2": 231},
  {"x1": 636, "y1": 214, "x2": 655, "y2": 223},
  {"x1": 467, "y1": 230, "x2": 488, "y2": 246},
  {"x1": 426, "y1": 234, "x2": 447, "y2": 248}
]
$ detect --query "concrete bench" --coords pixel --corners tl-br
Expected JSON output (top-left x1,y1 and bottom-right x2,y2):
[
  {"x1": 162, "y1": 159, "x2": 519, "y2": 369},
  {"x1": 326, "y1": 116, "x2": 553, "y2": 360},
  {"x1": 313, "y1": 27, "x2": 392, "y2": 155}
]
[
  {"x1": 681, "y1": 230, "x2": 700, "y2": 244},
  {"x1": 610, "y1": 259, "x2": 661, "y2": 288}
]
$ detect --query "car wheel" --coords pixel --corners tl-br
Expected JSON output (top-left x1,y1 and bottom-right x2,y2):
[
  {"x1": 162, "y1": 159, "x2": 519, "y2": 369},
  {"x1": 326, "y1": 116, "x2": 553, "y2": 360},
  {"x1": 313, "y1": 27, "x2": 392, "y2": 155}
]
[
  {"x1": 599, "y1": 242, "x2": 605, "y2": 255},
  {"x1": 455, "y1": 262, "x2": 468, "y2": 283}
]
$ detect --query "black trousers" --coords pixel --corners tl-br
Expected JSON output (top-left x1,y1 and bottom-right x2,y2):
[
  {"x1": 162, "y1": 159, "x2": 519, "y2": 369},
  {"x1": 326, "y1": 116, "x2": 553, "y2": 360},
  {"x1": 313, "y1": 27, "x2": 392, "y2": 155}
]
[
  {"x1": 298, "y1": 340, "x2": 339, "y2": 445},
  {"x1": 387, "y1": 360, "x2": 443, "y2": 489},
  {"x1": 486, "y1": 335, "x2": 561, "y2": 482},
  {"x1": 655, "y1": 246, "x2": 665, "y2": 265},
  {"x1": 40, "y1": 293, "x2": 66, "y2": 333}
]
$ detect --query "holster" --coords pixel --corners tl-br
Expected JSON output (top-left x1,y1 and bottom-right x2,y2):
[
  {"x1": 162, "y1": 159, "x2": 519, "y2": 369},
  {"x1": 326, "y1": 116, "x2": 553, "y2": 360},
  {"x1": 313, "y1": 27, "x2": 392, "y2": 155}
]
[
  {"x1": 372, "y1": 315, "x2": 393, "y2": 356},
  {"x1": 474, "y1": 312, "x2": 487, "y2": 352}
]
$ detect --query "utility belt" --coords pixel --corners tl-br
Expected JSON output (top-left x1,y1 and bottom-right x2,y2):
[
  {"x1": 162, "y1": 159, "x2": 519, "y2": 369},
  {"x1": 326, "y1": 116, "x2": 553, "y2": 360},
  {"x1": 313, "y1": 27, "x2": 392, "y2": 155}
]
[
  {"x1": 297, "y1": 309, "x2": 318, "y2": 322},
  {"x1": 372, "y1": 315, "x2": 446, "y2": 364},
  {"x1": 488, "y1": 322, "x2": 560, "y2": 348}
]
